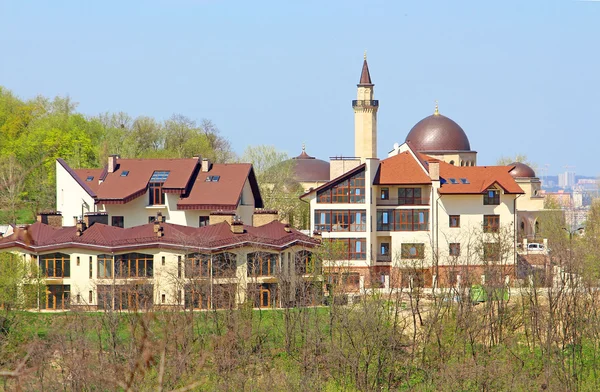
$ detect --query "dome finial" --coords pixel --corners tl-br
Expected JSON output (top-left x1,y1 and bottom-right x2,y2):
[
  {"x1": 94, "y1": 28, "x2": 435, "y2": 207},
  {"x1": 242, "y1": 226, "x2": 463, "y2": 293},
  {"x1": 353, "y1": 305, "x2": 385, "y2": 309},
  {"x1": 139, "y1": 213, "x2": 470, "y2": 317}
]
[
  {"x1": 364, "y1": 50, "x2": 367, "y2": 60},
  {"x1": 302, "y1": 142, "x2": 306, "y2": 153},
  {"x1": 434, "y1": 100, "x2": 439, "y2": 116}
]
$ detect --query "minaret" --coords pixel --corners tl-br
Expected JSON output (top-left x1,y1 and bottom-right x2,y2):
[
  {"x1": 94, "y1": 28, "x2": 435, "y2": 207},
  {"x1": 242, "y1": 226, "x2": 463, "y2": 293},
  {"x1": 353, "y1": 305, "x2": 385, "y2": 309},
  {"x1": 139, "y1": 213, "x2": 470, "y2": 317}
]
[{"x1": 353, "y1": 52, "x2": 379, "y2": 161}]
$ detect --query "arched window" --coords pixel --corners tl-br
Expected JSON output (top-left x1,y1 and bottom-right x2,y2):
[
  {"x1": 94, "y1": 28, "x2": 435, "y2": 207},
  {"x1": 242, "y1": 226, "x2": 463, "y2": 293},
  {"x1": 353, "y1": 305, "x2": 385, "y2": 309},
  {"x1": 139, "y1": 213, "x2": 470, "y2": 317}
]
[
  {"x1": 449, "y1": 160, "x2": 455, "y2": 165},
  {"x1": 115, "y1": 253, "x2": 153, "y2": 278},
  {"x1": 185, "y1": 253, "x2": 210, "y2": 279},
  {"x1": 247, "y1": 252, "x2": 277, "y2": 277}
]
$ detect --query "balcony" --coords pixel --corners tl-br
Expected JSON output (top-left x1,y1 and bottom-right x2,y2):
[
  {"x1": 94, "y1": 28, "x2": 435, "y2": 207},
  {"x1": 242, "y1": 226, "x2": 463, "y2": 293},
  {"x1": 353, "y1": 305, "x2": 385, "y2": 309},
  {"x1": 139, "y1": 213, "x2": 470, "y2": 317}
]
[
  {"x1": 376, "y1": 254, "x2": 391, "y2": 263},
  {"x1": 376, "y1": 197, "x2": 430, "y2": 207},
  {"x1": 352, "y1": 100, "x2": 379, "y2": 108}
]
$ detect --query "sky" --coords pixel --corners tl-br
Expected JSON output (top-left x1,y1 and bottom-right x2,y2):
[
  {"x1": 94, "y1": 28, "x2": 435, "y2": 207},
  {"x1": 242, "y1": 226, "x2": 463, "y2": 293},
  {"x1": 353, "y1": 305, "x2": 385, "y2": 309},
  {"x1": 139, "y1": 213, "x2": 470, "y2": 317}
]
[{"x1": 1, "y1": 0, "x2": 599, "y2": 176}]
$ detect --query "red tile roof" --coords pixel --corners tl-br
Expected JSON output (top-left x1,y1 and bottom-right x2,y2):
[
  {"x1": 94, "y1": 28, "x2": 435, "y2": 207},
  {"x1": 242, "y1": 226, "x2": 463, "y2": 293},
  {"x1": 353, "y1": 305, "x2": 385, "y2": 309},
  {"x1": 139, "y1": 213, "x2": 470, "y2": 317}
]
[
  {"x1": 73, "y1": 168, "x2": 103, "y2": 194},
  {"x1": 61, "y1": 158, "x2": 263, "y2": 209},
  {"x1": 436, "y1": 161, "x2": 524, "y2": 195},
  {"x1": 95, "y1": 158, "x2": 198, "y2": 202},
  {"x1": 359, "y1": 59, "x2": 373, "y2": 85},
  {"x1": 177, "y1": 163, "x2": 261, "y2": 210},
  {"x1": 0, "y1": 220, "x2": 318, "y2": 253},
  {"x1": 374, "y1": 151, "x2": 431, "y2": 185}
]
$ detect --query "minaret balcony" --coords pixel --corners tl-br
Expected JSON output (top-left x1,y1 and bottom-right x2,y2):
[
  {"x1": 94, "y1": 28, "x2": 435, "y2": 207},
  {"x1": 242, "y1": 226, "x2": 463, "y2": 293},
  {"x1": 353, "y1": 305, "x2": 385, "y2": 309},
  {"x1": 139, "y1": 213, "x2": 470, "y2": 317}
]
[{"x1": 352, "y1": 100, "x2": 379, "y2": 108}]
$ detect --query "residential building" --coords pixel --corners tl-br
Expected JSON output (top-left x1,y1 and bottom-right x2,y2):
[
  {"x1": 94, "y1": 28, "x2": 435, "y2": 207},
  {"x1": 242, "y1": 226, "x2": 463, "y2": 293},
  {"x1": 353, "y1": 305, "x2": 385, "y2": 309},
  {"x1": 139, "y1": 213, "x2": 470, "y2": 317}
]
[
  {"x1": 300, "y1": 55, "x2": 546, "y2": 289},
  {"x1": 56, "y1": 156, "x2": 263, "y2": 228},
  {"x1": 0, "y1": 212, "x2": 320, "y2": 310}
]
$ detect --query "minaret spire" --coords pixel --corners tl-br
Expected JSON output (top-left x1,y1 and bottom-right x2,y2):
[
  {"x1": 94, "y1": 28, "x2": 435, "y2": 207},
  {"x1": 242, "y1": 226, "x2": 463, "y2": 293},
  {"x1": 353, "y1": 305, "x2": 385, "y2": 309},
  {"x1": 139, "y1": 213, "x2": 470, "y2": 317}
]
[
  {"x1": 359, "y1": 52, "x2": 373, "y2": 86},
  {"x1": 353, "y1": 53, "x2": 378, "y2": 161}
]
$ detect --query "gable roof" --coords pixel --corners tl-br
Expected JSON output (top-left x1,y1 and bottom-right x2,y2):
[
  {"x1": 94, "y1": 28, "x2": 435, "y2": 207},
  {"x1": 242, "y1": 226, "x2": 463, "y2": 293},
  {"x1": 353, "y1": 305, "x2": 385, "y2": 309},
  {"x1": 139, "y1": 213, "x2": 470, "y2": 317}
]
[
  {"x1": 300, "y1": 163, "x2": 366, "y2": 199},
  {"x1": 177, "y1": 164, "x2": 263, "y2": 210},
  {"x1": 60, "y1": 158, "x2": 263, "y2": 209},
  {"x1": 374, "y1": 151, "x2": 432, "y2": 185},
  {"x1": 0, "y1": 220, "x2": 318, "y2": 253},
  {"x1": 95, "y1": 158, "x2": 198, "y2": 203}
]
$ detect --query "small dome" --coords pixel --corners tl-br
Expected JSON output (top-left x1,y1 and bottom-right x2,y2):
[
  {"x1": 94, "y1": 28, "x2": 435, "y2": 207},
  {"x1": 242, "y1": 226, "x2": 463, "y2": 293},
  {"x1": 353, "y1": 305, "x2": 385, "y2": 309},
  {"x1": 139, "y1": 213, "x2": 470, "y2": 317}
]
[
  {"x1": 509, "y1": 162, "x2": 536, "y2": 178},
  {"x1": 405, "y1": 109, "x2": 471, "y2": 152},
  {"x1": 289, "y1": 147, "x2": 330, "y2": 183}
]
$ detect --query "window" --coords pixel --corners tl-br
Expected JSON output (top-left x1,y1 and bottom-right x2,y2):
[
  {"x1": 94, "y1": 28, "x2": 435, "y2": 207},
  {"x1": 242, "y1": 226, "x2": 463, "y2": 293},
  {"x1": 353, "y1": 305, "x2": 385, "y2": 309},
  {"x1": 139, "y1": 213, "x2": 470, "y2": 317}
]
[
  {"x1": 97, "y1": 254, "x2": 113, "y2": 278},
  {"x1": 149, "y1": 171, "x2": 170, "y2": 205},
  {"x1": 205, "y1": 175, "x2": 221, "y2": 182},
  {"x1": 483, "y1": 189, "x2": 500, "y2": 205},
  {"x1": 401, "y1": 243, "x2": 424, "y2": 259},
  {"x1": 161, "y1": 256, "x2": 165, "y2": 266},
  {"x1": 115, "y1": 253, "x2": 154, "y2": 278},
  {"x1": 111, "y1": 216, "x2": 124, "y2": 228},
  {"x1": 213, "y1": 253, "x2": 237, "y2": 278},
  {"x1": 89, "y1": 256, "x2": 93, "y2": 278},
  {"x1": 327, "y1": 238, "x2": 367, "y2": 260},
  {"x1": 76, "y1": 256, "x2": 80, "y2": 266},
  {"x1": 460, "y1": 178, "x2": 469, "y2": 184},
  {"x1": 317, "y1": 171, "x2": 365, "y2": 203},
  {"x1": 449, "y1": 243, "x2": 461, "y2": 256},
  {"x1": 42, "y1": 285, "x2": 70, "y2": 310},
  {"x1": 380, "y1": 242, "x2": 390, "y2": 255},
  {"x1": 161, "y1": 294, "x2": 166, "y2": 304},
  {"x1": 199, "y1": 216, "x2": 209, "y2": 227},
  {"x1": 376, "y1": 209, "x2": 429, "y2": 231},
  {"x1": 89, "y1": 290, "x2": 93, "y2": 303},
  {"x1": 40, "y1": 253, "x2": 70, "y2": 278},
  {"x1": 314, "y1": 210, "x2": 366, "y2": 232},
  {"x1": 327, "y1": 272, "x2": 360, "y2": 291},
  {"x1": 120, "y1": 170, "x2": 129, "y2": 177},
  {"x1": 449, "y1": 215, "x2": 460, "y2": 228},
  {"x1": 184, "y1": 283, "x2": 210, "y2": 310},
  {"x1": 483, "y1": 215, "x2": 500, "y2": 233},
  {"x1": 85, "y1": 176, "x2": 94, "y2": 181},
  {"x1": 380, "y1": 187, "x2": 389, "y2": 200},
  {"x1": 148, "y1": 216, "x2": 156, "y2": 223},
  {"x1": 483, "y1": 243, "x2": 501, "y2": 261},
  {"x1": 449, "y1": 178, "x2": 458, "y2": 184},
  {"x1": 185, "y1": 253, "x2": 210, "y2": 278},
  {"x1": 295, "y1": 250, "x2": 318, "y2": 275},
  {"x1": 247, "y1": 252, "x2": 277, "y2": 277},
  {"x1": 398, "y1": 188, "x2": 422, "y2": 205}
]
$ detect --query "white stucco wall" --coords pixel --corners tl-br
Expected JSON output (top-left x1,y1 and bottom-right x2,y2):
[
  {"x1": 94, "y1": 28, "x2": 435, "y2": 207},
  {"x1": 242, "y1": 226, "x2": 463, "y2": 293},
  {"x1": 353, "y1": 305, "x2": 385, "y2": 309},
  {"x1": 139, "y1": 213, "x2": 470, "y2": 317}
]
[{"x1": 56, "y1": 161, "x2": 95, "y2": 226}]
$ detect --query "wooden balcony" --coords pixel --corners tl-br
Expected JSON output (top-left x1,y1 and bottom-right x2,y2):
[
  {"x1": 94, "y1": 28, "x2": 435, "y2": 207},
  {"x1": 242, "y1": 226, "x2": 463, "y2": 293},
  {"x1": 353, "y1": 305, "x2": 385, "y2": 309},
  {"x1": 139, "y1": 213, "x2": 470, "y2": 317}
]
[{"x1": 376, "y1": 197, "x2": 430, "y2": 207}]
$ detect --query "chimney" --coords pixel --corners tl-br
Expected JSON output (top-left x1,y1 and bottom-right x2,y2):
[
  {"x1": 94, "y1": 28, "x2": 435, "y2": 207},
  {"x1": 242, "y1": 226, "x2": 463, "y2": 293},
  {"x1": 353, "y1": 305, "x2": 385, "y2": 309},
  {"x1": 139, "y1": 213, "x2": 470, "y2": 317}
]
[
  {"x1": 252, "y1": 209, "x2": 279, "y2": 227},
  {"x1": 156, "y1": 211, "x2": 165, "y2": 223},
  {"x1": 76, "y1": 220, "x2": 87, "y2": 236},
  {"x1": 37, "y1": 211, "x2": 63, "y2": 228},
  {"x1": 154, "y1": 220, "x2": 164, "y2": 237},
  {"x1": 284, "y1": 223, "x2": 292, "y2": 233},
  {"x1": 209, "y1": 211, "x2": 235, "y2": 226},
  {"x1": 231, "y1": 217, "x2": 245, "y2": 234},
  {"x1": 193, "y1": 155, "x2": 201, "y2": 161},
  {"x1": 108, "y1": 155, "x2": 119, "y2": 173},
  {"x1": 83, "y1": 212, "x2": 108, "y2": 227},
  {"x1": 201, "y1": 158, "x2": 211, "y2": 172},
  {"x1": 429, "y1": 161, "x2": 440, "y2": 181}
]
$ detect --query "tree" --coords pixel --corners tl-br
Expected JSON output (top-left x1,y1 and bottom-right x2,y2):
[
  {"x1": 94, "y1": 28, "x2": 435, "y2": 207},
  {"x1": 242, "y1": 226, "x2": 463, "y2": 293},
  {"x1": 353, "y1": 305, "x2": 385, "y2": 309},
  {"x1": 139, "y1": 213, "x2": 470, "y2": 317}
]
[
  {"x1": 0, "y1": 155, "x2": 27, "y2": 224},
  {"x1": 496, "y1": 153, "x2": 536, "y2": 170},
  {"x1": 241, "y1": 145, "x2": 308, "y2": 228}
]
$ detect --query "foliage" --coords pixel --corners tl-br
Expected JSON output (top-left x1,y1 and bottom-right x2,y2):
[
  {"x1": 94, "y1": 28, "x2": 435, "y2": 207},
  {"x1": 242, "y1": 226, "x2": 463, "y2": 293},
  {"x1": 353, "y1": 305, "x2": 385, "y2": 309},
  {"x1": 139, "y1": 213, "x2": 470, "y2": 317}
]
[
  {"x1": 241, "y1": 145, "x2": 309, "y2": 228},
  {"x1": 496, "y1": 153, "x2": 536, "y2": 170},
  {"x1": 0, "y1": 87, "x2": 235, "y2": 223}
]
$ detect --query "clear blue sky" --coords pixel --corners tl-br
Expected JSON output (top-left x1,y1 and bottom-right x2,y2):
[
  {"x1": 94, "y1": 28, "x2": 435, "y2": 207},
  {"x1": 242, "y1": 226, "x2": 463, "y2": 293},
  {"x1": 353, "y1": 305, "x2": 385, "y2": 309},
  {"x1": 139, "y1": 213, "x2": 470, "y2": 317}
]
[{"x1": 1, "y1": 0, "x2": 598, "y2": 176}]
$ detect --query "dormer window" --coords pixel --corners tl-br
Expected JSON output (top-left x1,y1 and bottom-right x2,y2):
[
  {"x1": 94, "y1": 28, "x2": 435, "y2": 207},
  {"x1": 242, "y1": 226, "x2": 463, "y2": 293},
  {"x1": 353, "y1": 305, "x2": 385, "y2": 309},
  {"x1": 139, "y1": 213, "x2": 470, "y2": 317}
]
[
  {"x1": 205, "y1": 175, "x2": 220, "y2": 182},
  {"x1": 483, "y1": 189, "x2": 500, "y2": 205},
  {"x1": 86, "y1": 176, "x2": 94, "y2": 181},
  {"x1": 120, "y1": 171, "x2": 129, "y2": 177},
  {"x1": 149, "y1": 171, "x2": 170, "y2": 205}
]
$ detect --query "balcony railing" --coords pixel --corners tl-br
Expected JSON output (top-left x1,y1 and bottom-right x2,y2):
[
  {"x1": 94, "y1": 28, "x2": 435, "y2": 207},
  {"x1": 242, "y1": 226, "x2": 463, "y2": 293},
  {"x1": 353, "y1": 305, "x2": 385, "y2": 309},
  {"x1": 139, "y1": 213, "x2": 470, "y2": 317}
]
[
  {"x1": 376, "y1": 198, "x2": 430, "y2": 206},
  {"x1": 377, "y1": 254, "x2": 391, "y2": 262},
  {"x1": 352, "y1": 100, "x2": 379, "y2": 108}
]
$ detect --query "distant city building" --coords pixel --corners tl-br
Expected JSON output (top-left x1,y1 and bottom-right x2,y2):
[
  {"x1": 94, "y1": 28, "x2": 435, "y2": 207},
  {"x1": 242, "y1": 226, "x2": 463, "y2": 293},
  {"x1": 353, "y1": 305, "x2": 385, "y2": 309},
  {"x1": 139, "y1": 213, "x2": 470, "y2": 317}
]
[{"x1": 558, "y1": 171, "x2": 575, "y2": 188}]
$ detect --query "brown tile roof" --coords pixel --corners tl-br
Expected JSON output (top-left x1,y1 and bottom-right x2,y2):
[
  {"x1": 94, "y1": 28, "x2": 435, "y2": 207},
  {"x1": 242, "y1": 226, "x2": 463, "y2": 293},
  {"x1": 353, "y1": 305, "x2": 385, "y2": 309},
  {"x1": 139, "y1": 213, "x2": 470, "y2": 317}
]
[
  {"x1": 62, "y1": 158, "x2": 263, "y2": 209},
  {"x1": 73, "y1": 168, "x2": 104, "y2": 194},
  {"x1": 0, "y1": 220, "x2": 318, "y2": 253},
  {"x1": 374, "y1": 151, "x2": 431, "y2": 185},
  {"x1": 177, "y1": 164, "x2": 263, "y2": 210},
  {"x1": 95, "y1": 158, "x2": 198, "y2": 202}
]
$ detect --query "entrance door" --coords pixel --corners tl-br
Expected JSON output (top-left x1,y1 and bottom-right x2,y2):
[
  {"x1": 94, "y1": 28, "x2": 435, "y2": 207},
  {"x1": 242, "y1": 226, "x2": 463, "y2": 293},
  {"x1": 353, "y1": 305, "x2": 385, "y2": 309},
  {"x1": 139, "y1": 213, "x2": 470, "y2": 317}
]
[{"x1": 260, "y1": 288, "x2": 270, "y2": 308}]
